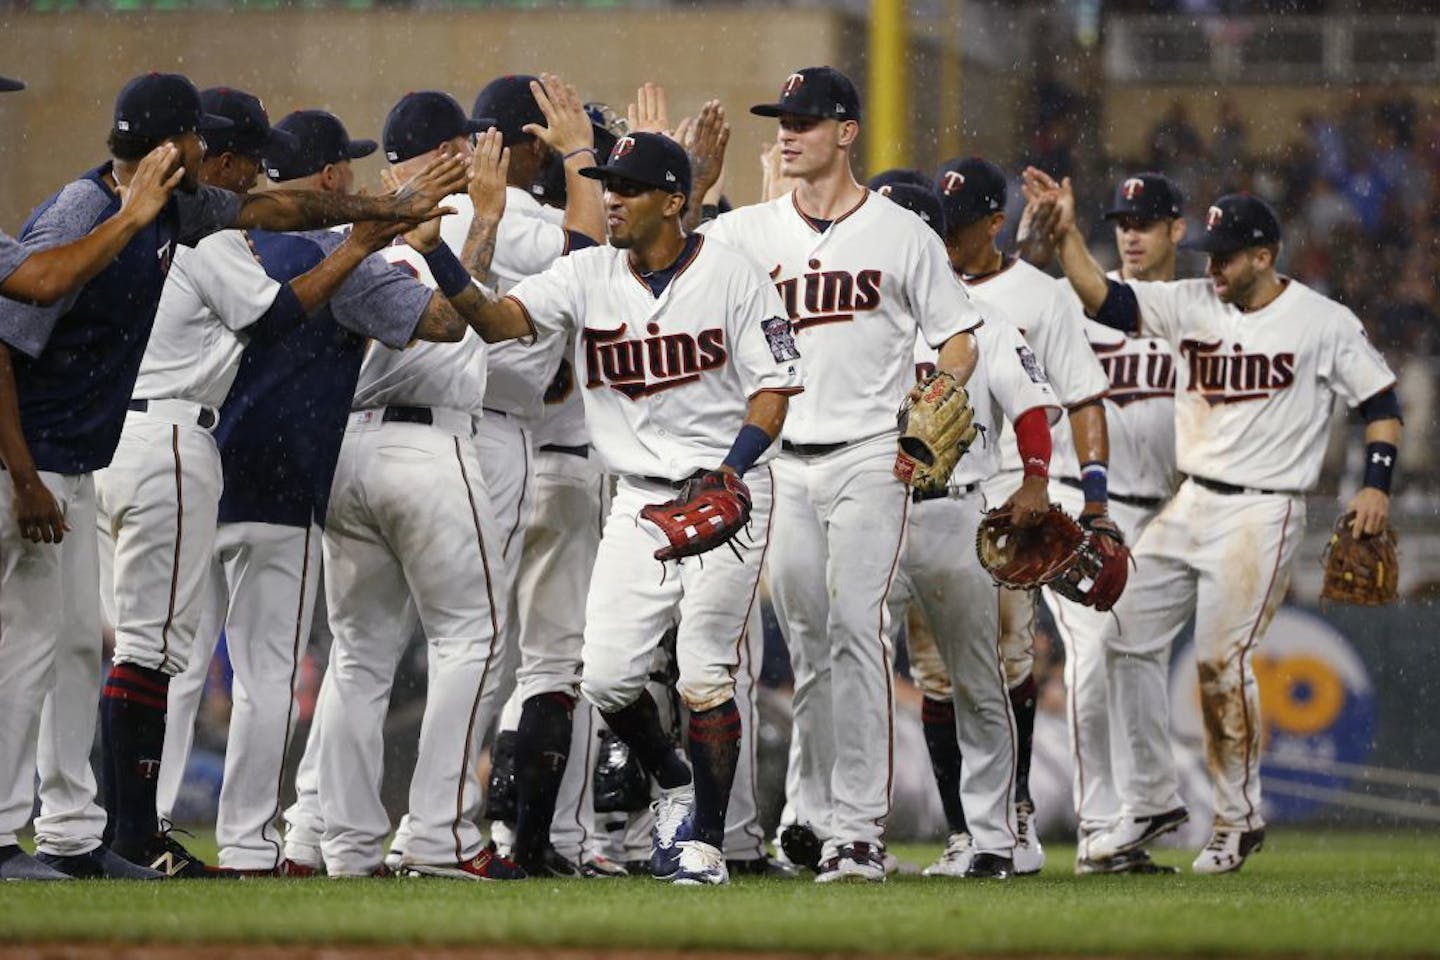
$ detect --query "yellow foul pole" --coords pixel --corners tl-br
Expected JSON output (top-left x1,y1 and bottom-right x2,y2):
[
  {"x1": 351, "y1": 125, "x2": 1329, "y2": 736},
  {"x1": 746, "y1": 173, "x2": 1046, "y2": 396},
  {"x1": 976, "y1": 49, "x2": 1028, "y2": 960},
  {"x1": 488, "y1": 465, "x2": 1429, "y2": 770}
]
[{"x1": 867, "y1": 0, "x2": 908, "y2": 176}]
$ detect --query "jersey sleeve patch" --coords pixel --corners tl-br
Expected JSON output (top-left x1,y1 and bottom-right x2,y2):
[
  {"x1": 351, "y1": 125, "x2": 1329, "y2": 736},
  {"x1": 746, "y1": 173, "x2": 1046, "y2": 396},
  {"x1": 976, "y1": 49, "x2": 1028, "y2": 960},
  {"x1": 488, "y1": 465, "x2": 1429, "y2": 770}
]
[
  {"x1": 1016, "y1": 344, "x2": 1047, "y2": 383},
  {"x1": 762, "y1": 315, "x2": 801, "y2": 363}
]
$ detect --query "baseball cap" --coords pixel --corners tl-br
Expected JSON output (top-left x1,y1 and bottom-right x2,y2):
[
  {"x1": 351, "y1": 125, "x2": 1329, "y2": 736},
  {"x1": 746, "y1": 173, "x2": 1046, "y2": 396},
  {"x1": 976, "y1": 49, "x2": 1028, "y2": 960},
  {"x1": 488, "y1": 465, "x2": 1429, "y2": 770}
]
[
  {"x1": 882, "y1": 183, "x2": 945, "y2": 239},
  {"x1": 472, "y1": 75, "x2": 545, "y2": 147},
  {"x1": 1104, "y1": 172, "x2": 1184, "y2": 222},
  {"x1": 113, "y1": 73, "x2": 233, "y2": 141},
  {"x1": 1182, "y1": 193, "x2": 1281, "y2": 254},
  {"x1": 0, "y1": 76, "x2": 24, "y2": 93},
  {"x1": 385, "y1": 91, "x2": 495, "y2": 163},
  {"x1": 264, "y1": 110, "x2": 377, "y2": 182},
  {"x1": 868, "y1": 168, "x2": 934, "y2": 194},
  {"x1": 935, "y1": 157, "x2": 1007, "y2": 227},
  {"x1": 751, "y1": 66, "x2": 861, "y2": 123},
  {"x1": 199, "y1": 87, "x2": 296, "y2": 158},
  {"x1": 581, "y1": 132, "x2": 691, "y2": 198}
]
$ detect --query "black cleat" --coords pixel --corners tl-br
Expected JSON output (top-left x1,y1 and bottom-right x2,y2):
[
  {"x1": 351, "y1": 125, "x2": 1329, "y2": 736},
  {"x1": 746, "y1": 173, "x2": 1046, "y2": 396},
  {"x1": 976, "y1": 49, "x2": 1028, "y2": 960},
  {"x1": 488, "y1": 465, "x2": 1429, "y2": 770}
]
[
  {"x1": 727, "y1": 855, "x2": 802, "y2": 878},
  {"x1": 35, "y1": 845, "x2": 165, "y2": 880},
  {"x1": 1076, "y1": 848, "x2": 1179, "y2": 875},
  {"x1": 963, "y1": 852, "x2": 1014, "y2": 879},
  {"x1": 515, "y1": 844, "x2": 583, "y2": 878},
  {"x1": 115, "y1": 830, "x2": 234, "y2": 879}
]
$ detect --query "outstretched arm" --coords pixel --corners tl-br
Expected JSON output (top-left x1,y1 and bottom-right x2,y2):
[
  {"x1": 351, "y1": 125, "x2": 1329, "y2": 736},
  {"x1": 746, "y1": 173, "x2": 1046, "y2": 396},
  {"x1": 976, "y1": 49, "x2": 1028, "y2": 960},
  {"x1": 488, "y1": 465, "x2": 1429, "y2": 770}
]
[
  {"x1": 231, "y1": 154, "x2": 468, "y2": 232},
  {"x1": 526, "y1": 73, "x2": 605, "y2": 244},
  {"x1": 1021, "y1": 167, "x2": 1112, "y2": 319}
]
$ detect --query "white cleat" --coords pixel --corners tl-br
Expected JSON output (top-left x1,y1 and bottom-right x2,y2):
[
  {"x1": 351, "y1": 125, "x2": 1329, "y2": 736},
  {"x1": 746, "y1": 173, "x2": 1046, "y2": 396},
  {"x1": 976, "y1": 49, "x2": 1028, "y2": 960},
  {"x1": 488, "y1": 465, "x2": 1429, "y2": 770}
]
[
  {"x1": 814, "y1": 842, "x2": 887, "y2": 884},
  {"x1": 1192, "y1": 827, "x2": 1265, "y2": 875},
  {"x1": 922, "y1": 832, "x2": 974, "y2": 878},
  {"x1": 671, "y1": 841, "x2": 729, "y2": 886},
  {"x1": 1087, "y1": 806, "x2": 1190, "y2": 861},
  {"x1": 649, "y1": 784, "x2": 694, "y2": 879},
  {"x1": 1013, "y1": 800, "x2": 1046, "y2": 875}
]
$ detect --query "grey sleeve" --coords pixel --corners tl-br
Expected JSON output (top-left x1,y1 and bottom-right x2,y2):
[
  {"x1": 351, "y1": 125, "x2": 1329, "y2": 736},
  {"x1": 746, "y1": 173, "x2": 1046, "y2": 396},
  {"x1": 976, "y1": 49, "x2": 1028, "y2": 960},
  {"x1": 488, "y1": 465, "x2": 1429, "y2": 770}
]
[
  {"x1": 0, "y1": 231, "x2": 30, "y2": 284},
  {"x1": 0, "y1": 179, "x2": 107, "y2": 356},
  {"x1": 175, "y1": 185, "x2": 243, "y2": 247},
  {"x1": 329, "y1": 246, "x2": 429, "y2": 349}
]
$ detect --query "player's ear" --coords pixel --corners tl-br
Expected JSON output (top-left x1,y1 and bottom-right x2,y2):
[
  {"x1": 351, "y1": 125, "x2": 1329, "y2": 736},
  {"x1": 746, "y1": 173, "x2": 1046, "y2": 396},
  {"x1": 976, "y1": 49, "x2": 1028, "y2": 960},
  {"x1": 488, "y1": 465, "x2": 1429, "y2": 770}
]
[
  {"x1": 988, "y1": 211, "x2": 1005, "y2": 241},
  {"x1": 836, "y1": 119, "x2": 858, "y2": 148},
  {"x1": 1170, "y1": 217, "x2": 1187, "y2": 246},
  {"x1": 664, "y1": 192, "x2": 687, "y2": 218}
]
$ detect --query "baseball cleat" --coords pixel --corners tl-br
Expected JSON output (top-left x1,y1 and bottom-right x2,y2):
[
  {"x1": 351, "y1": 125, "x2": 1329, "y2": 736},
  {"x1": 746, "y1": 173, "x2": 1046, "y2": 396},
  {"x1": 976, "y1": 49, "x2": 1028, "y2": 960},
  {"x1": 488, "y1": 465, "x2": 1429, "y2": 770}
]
[
  {"x1": 1192, "y1": 827, "x2": 1265, "y2": 875},
  {"x1": 0, "y1": 847, "x2": 71, "y2": 881},
  {"x1": 1075, "y1": 848, "x2": 1179, "y2": 875},
  {"x1": 963, "y1": 853, "x2": 1014, "y2": 879},
  {"x1": 671, "y1": 841, "x2": 729, "y2": 886},
  {"x1": 923, "y1": 831, "x2": 974, "y2": 878},
  {"x1": 779, "y1": 823, "x2": 823, "y2": 873},
  {"x1": 581, "y1": 855, "x2": 629, "y2": 878},
  {"x1": 36, "y1": 844, "x2": 166, "y2": 880},
  {"x1": 382, "y1": 848, "x2": 405, "y2": 874},
  {"x1": 403, "y1": 845, "x2": 526, "y2": 881},
  {"x1": 649, "y1": 784, "x2": 694, "y2": 880},
  {"x1": 727, "y1": 854, "x2": 801, "y2": 878},
  {"x1": 814, "y1": 842, "x2": 886, "y2": 884},
  {"x1": 279, "y1": 858, "x2": 323, "y2": 878},
  {"x1": 1013, "y1": 799, "x2": 1046, "y2": 875},
  {"x1": 516, "y1": 844, "x2": 583, "y2": 879},
  {"x1": 116, "y1": 830, "x2": 232, "y2": 879},
  {"x1": 1086, "y1": 806, "x2": 1190, "y2": 861}
]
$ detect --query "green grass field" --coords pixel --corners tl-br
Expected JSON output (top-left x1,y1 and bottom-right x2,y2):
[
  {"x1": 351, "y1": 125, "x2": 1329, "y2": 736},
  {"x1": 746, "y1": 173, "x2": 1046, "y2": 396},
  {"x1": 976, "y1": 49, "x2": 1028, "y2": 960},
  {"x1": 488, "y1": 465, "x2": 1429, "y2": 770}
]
[{"x1": 3, "y1": 830, "x2": 1439, "y2": 956}]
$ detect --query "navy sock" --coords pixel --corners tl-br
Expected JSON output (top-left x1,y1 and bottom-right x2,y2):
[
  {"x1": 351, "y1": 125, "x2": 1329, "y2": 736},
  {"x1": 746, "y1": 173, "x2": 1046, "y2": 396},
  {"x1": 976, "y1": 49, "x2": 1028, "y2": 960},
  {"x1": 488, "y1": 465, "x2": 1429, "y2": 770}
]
[
  {"x1": 1010, "y1": 674, "x2": 1038, "y2": 804},
  {"x1": 921, "y1": 695, "x2": 968, "y2": 834},
  {"x1": 101, "y1": 664, "x2": 170, "y2": 845},
  {"x1": 686, "y1": 699, "x2": 741, "y2": 849},
  {"x1": 602, "y1": 690, "x2": 691, "y2": 790},
  {"x1": 512, "y1": 693, "x2": 575, "y2": 863}
]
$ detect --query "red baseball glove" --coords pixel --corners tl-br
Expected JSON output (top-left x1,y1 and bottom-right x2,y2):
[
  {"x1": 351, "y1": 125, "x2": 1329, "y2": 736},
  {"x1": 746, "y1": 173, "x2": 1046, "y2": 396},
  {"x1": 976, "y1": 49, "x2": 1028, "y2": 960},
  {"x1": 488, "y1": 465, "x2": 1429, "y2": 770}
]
[
  {"x1": 975, "y1": 505, "x2": 1086, "y2": 589},
  {"x1": 639, "y1": 471, "x2": 752, "y2": 562},
  {"x1": 1048, "y1": 514, "x2": 1132, "y2": 612}
]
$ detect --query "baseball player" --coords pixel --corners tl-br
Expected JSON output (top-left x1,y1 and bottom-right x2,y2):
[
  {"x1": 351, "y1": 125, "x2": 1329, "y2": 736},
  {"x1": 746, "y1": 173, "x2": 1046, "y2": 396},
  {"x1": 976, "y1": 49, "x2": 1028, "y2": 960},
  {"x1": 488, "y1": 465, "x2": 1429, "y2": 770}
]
[
  {"x1": 1023, "y1": 171, "x2": 1186, "y2": 874},
  {"x1": 0, "y1": 73, "x2": 452, "y2": 883},
  {"x1": 149, "y1": 107, "x2": 484, "y2": 876},
  {"x1": 931, "y1": 156, "x2": 1112, "y2": 875},
  {"x1": 1033, "y1": 172, "x2": 1401, "y2": 873},
  {"x1": 465, "y1": 132, "x2": 803, "y2": 886},
  {"x1": 882, "y1": 183, "x2": 1060, "y2": 880},
  {"x1": 699, "y1": 66, "x2": 982, "y2": 882}
]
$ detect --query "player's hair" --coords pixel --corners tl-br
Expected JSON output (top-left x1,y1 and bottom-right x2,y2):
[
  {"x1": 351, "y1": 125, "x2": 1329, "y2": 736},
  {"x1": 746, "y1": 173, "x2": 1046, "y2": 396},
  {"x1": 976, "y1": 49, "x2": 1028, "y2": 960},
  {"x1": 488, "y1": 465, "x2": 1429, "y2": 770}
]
[{"x1": 107, "y1": 129, "x2": 164, "y2": 162}]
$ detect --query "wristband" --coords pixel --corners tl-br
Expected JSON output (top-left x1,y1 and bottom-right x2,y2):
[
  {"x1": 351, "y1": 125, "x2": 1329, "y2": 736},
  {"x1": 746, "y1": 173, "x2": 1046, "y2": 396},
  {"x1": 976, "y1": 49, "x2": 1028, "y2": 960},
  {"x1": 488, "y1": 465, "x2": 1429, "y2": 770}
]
[
  {"x1": 422, "y1": 243, "x2": 472, "y2": 299},
  {"x1": 722, "y1": 423, "x2": 774, "y2": 476},
  {"x1": 563, "y1": 147, "x2": 598, "y2": 162},
  {"x1": 1363, "y1": 441, "x2": 1397, "y2": 494},
  {"x1": 1080, "y1": 461, "x2": 1109, "y2": 505}
]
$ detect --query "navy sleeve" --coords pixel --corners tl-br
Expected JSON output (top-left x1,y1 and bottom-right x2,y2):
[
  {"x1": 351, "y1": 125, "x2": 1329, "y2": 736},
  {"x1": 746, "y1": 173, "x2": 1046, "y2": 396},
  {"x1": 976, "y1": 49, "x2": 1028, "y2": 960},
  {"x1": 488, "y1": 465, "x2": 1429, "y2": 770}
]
[
  {"x1": 565, "y1": 230, "x2": 598, "y2": 253},
  {"x1": 175, "y1": 185, "x2": 244, "y2": 246},
  {"x1": 1091, "y1": 279, "x2": 1140, "y2": 333},
  {"x1": 243, "y1": 283, "x2": 306, "y2": 344}
]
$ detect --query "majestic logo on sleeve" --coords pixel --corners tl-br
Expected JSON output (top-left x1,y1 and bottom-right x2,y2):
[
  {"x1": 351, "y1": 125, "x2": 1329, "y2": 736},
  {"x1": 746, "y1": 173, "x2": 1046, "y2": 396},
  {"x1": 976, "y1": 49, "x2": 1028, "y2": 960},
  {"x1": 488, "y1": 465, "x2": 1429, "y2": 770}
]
[
  {"x1": 584, "y1": 322, "x2": 727, "y2": 400},
  {"x1": 1092, "y1": 339, "x2": 1176, "y2": 405},
  {"x1": 774, "y1": 266, "x2": 883, "y2": 332},
  {"x1": 1180, "y1": 339, "x2": 1295, "y2": 404},
  {"x1": 1122, "y1": 178, "x2": 1145, "y2": 200}
]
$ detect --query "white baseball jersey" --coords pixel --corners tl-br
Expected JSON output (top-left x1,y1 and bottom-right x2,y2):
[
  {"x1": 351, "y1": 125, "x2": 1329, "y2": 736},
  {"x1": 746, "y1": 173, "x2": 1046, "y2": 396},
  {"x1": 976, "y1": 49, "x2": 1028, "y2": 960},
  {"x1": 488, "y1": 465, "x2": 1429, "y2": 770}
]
[
  {"x1": 131, "y1": 231, "x2": 281, "y2": 407},
  {"x1": 506, "y1": 235, "x2": 803, "y2": 479},
  {"x1": 703, "y1": 191, "x2": 981, "y2": 444},
  {"x1": 446, "y1": 188, "x2": 572, "y2": 421},
  {"x1": 913, "y1": 313, "x2": 1060, "y2": 487},
  {"x1": 350, "y1": 236, "x2": 488, "y2": 416},
  {"x1": 1129, "y1": 277, "x2": 1395, "y2": 491},
  {"x1": 962, "y1": 258, "x2": 1109, "y2": 479}
]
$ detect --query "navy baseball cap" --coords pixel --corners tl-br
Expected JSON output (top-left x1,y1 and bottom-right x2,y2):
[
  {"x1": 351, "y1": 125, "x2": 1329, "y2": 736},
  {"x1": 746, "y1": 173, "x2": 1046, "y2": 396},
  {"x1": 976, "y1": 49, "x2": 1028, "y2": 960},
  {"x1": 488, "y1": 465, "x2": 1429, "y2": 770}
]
[
  {"x1": 472, "y1": 75, "x2": 545, "y2": 147},
  {"x1": 936, "y1": 157, "x2": 1007, "y2": 227},
  {"x1": 385, "y1": 91, "x2": 495, "y2": 163},
  {"x1": 868, "y1": 168, "x2": 934, "y2": 193},
  {"x1": 114, "y1": 73, "x2": 233, "y2": 140},
  {"x1": 199, "y1": 87, "x2": 296, "y2": 158},
  {"x1": 0, "y1": 76, "x2": 23, "y2": 93},
  {"x1": 751, "y1": 66, "x2": 861, "y2": 122},
  {"x1": 1183, "y1": 193, "x2": 1281, "y2": 254},
  {"x1": 1104, "y1": 172, "x2": 1184, "y2": 222},
  {"x1": 882, "y1": 183, "x2": 945, "y2": 239},
  {"x1": 581, "y1": 132, "x2": 691, "y2": 198},
  {"x1": 264, "y1": 110, "x2": 377, "y2": 182}
]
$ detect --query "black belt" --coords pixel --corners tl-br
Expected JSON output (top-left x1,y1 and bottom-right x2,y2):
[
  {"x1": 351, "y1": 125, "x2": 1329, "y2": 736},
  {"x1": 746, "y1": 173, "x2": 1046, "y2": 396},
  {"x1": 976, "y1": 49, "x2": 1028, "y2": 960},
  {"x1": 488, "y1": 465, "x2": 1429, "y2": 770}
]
[
  {"x1": 382, "y1": 405, "x2": 433, "y2": 426},
  {"x1": 1189, "y1": 475, "x2": 1288, "y2": 497},
  {"x1": 129, "y1": 399, "x2": 216, "y2": 430},
  {"x1": 539, "y1": 443, "x2": 590, "y2": 458},
  {"x1": 483, "y1": 407, "x2": 508, "y2": 419},
  {"x1": 911, "y1": 481, "x2": 979, "y2": 504},
  {"x1": 640, "y1": 470, "x2": 706, "y2": 490},
  {"x1": 1059, "y1": 476, "x2": 1165, "y2": 510},
  {"x1": 781, "y1": 440, "x2": 847, "y2": 457}
]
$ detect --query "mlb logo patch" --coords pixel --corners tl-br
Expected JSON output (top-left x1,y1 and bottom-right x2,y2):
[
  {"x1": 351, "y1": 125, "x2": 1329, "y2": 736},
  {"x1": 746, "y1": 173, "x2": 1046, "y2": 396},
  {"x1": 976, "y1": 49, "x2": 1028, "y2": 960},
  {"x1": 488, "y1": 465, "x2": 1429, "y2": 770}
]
[
  {"x1": 761, "y1": 316, "x2": 801, "y2": 363},
  {"x1": 1015, "y1": 345, "x2": 1046, "y2": 383}
]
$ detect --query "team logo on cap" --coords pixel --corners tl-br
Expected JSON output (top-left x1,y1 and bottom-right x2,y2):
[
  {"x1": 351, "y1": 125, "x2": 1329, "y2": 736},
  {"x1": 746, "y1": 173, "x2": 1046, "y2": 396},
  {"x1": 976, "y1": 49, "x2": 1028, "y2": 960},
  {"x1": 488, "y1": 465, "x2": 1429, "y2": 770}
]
[
  {"x1": 1122, "y1": 177, "x2": 1145, "y2": 200},
  {"x1": 782, "y1": 73, "x2": 805, "y2": 97},
  {"x1": 611, "y1": 136, "x2": 636, "y2": 161},
  {"x1": 1206, "y1": 205, "x2": 1224, "y2": 230},
  {"x1": 941, "y1": 171, "x2": 966, "y2": 196}
]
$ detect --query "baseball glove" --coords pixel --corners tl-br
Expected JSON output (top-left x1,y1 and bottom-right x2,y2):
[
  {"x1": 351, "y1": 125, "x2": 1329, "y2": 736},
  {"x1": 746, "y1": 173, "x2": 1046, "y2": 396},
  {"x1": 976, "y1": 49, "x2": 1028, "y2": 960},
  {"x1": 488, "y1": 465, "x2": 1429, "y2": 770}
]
[
  {"x1": 894, "y1": 371, "x2": 979, "y2": 495},
  {"x1": 1048, "y1": 515, "x2": 1133, "y2": 612},
  {"x1": 640, "y1": 471, "x2": 752, "y2": 562},
  {"x1": 976, "y1": 505, "x2": 1087, "y2": 590},
  {"x1": 1320, "y1": 512, "x2": 1399, "y2": 605}
]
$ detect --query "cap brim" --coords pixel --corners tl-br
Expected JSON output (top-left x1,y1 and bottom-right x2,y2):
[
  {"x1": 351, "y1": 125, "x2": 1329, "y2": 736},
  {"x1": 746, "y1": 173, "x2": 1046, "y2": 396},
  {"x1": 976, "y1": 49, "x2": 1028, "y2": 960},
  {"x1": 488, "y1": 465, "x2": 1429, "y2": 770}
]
[
  {"x1": 580, "y1": 164, "x2": 683, "y2": 194},
  {"x1": 199, "y1": 113, "x2": 236, "y2": 131},
  {"x1": 347, "y1": 139, "x2": 379, "y2": 160},
  {"x1": 465, "y1": 116, "x2": 498, "y2": 134},
  {"x1": 264, "y1": 127, "x2": 300, "y2": 151},
  {"x1": 1181, "y1": 234, "x2": 1245, "y2": 254},
  {"x1": 0, "y1": 76, "x2": 24, "y2": 93},
  {"x1": 750, "y1": 102, "x2": 833, "y2": 119}
]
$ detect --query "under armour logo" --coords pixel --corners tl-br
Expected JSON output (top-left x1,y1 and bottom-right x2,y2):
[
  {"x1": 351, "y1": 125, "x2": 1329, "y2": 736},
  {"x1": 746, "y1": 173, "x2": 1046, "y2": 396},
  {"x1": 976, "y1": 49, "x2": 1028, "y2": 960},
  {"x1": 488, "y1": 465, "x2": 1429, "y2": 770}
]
[
  {"x1": 611, "y1": 136, "x2": 635, "y2": 160},
  {"x1": 782, "y1": 73, "x2": 805, "y2": 97},
  {"x1": 1206, "y1": 205, "x2": 1224, "y2": 230},
  {"x1": 942, "y1": 171, "x2": 966, "y2": 195},
  {"x1": 1372, "y1": 452, "x2": 1394, "y2": 467},
  {"x1": 1122, "y1": 177, "x2": 1145, "y2": 200}
]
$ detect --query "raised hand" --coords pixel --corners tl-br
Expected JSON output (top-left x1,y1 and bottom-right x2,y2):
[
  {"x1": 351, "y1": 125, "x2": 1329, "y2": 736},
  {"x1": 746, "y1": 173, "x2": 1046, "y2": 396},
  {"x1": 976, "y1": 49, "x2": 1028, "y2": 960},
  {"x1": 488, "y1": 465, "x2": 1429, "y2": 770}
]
[
  {"x1": 116, "y1": 143, "x2": 184, "y2": 226},
  {"x1": 627, "y1": 82, "x2": 671, "y2": 137},
  {"x1": 388, "y1": 151, "x2": 467, "y2": 222},
  {"x1": 379, "y1": 167, "x2": 442, "y2": 253},
  {"x1": 467, "y1": 129, "x2": 511, "y2": 223},
  {"x1": 683, "y1": 99, "x2": 730, "y2": 199},
  {"x1": 524, "y1": 73, "x2": 594, "y2": 157}
]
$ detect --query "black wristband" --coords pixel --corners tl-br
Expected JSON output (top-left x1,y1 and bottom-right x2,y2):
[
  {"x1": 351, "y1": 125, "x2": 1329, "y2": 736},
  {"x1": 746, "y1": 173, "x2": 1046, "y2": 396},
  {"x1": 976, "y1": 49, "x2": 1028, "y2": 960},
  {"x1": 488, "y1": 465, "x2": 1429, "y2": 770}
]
[
  {"x1": 1363, "y1": 441, "x2": 1397, "y2": 494},
  {"x1": 422, "y1": 243, "x2": 472, "y2": 299}
]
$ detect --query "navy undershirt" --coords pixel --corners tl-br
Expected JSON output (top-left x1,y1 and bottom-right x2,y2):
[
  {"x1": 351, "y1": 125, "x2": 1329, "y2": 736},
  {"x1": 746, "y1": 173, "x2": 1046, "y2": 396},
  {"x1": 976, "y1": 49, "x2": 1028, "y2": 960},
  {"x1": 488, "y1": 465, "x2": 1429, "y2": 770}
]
[{"x1": 637, "y1": 233, "x2": 701, "y2": 297}]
